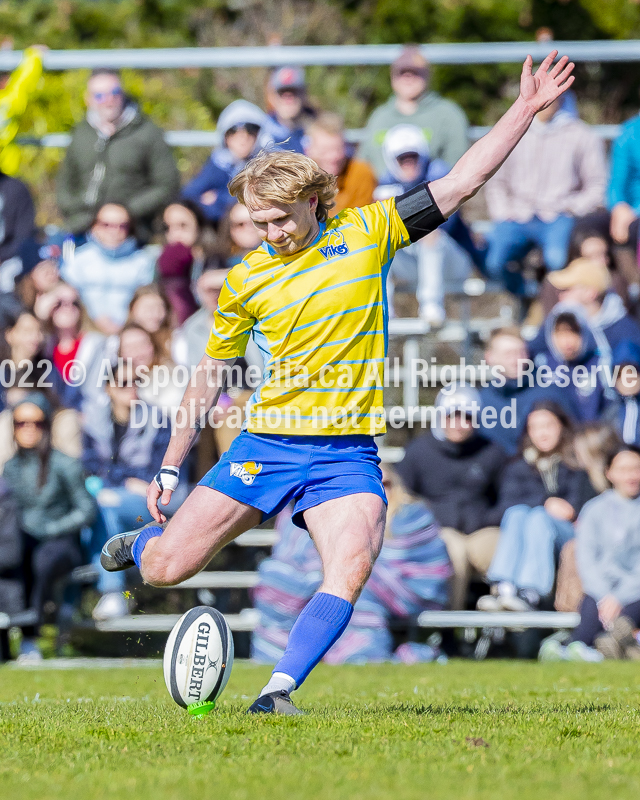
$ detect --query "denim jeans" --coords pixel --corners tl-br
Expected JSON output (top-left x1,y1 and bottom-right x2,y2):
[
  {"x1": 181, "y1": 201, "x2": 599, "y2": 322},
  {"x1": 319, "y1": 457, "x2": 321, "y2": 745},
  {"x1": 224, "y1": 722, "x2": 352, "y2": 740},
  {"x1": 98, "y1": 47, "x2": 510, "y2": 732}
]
[
  {"x1": 485, "y1": 215, "x2": 575, "y2": 295},
  {"x1": 387, "y1": 231, "x2": 472, "y2": 318},
  {"x1": 486, "y1": 504, "x2": 575, "y2": 596},
  {"x1": 87, "y1": 485, "x2": 188, "y2": 594}
]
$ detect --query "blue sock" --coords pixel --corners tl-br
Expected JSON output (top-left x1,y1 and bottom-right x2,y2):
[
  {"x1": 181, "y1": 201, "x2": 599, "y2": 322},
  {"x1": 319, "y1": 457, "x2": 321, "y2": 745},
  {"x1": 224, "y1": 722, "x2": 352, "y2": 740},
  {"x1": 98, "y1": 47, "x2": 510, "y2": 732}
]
[
  {"x1": 273, "y1": 592, "x2": 353, "y2": 688},
  {"x1": 131, "y1": 526, "x2": 163, "y2": 570}
]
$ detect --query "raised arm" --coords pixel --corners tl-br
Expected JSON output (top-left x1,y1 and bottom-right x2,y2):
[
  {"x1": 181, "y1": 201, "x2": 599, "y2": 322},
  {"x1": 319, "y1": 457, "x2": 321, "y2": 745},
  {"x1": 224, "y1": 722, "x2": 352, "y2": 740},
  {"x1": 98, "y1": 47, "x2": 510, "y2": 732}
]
[
  {"x1": 429, "y1": 51, "x2": 575, "y2": 218},
  {"x1": 146, "y1": 354, "x2": 235, "y2": 522}
]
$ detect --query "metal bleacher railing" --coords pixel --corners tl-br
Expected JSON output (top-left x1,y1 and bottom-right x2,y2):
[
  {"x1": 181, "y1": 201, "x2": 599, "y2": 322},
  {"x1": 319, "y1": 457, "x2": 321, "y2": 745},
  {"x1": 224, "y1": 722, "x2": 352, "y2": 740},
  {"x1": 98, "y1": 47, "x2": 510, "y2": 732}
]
[
  {"x1": 8, "y1": 39, "x2": 638, "y2": 149},
  {"x1": 11, "y1": 39, "x2": 617, "y2": 651}
]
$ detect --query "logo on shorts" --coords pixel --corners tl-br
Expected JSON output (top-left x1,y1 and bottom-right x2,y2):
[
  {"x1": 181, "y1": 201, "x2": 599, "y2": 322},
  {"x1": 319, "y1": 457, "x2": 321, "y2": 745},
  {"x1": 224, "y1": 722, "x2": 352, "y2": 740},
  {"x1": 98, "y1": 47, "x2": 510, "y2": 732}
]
[
  {"x1": 318, "y1": 229, "x2": 349, "y2": 259},
  {"x1": 229, "y1": 461, "x2": 263, "y2": 486}
]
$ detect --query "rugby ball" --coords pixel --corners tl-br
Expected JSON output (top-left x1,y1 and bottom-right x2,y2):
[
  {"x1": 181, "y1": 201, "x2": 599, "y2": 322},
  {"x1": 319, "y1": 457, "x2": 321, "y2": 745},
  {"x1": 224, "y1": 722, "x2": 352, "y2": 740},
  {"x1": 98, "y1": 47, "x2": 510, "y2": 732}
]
[{"x1": 163, "y1": 606, "x2": 234, "y2": 714}]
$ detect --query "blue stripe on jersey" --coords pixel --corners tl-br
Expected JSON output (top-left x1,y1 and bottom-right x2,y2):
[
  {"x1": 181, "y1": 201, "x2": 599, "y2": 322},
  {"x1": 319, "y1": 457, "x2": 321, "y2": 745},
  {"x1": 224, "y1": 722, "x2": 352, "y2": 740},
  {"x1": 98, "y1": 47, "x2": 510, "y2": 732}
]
[{"x1": 260, "y1": 273, "x2": 380, "y2": 322}]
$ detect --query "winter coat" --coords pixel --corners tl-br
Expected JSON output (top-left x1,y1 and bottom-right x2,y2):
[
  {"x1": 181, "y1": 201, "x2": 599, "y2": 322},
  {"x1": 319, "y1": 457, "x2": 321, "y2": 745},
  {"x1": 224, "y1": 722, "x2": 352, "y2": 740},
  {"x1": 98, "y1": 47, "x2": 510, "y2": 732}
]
[
  {"x1": 396, "y1": 431, "x2": 506, "y2": 534},
  {"x1": 61, "y1": 236, "x2": 157, "y2": 327},
  {"x1": 607, "y1": 114, "x2": 640, "y2": 214},
  {"x1": 182, "y1": 100, "x2": 274, "y2": 222},
  {"x1": 479, "y1": 378, "x2": 578, "y2": 456},
  {"x1": 495, "y1": 454, "x2": 593, "y2": 520},
  {"x1": 56, "y1": 104, "x2": 180, "y2": 238},
  {"x1": 3, "y1": 450, "x2": 96, "y2": 542},
  {"x1": 359, "y1": 91, "x2": 468, "y2": 178},
  {"x1": 0, "y1": 172, "x2": 35, "y2": 263},
  {"x1": 82, "y1": 397, "x2": 171, "y2": 487},
  {"x1": 532, "y1": 303, "x2": 613, "y2": 423},
  {"x1": 576, "y1": 489, "x2": 640, "y2": 605},
  {"x1": 0, "y1": 476, "x2": 23, "y2": 615}
]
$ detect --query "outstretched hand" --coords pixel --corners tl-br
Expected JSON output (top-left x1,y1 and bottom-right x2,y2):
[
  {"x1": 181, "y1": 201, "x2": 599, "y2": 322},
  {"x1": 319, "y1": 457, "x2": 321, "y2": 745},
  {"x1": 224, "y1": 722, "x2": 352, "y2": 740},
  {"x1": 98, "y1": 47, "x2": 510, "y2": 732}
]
[{"x1": 520, "y1": 50, "x2": 575, "y2": 114}]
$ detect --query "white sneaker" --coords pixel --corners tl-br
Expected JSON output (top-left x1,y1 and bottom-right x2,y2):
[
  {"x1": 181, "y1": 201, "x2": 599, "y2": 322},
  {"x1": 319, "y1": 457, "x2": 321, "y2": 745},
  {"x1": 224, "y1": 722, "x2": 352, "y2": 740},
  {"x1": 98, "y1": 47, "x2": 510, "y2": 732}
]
[
  {"x1": 17, "y1": 638, "x2": 43, "y2": 663},
  {"x1": 92, "y1": 592, "x2": 129, "y2": 621},
  {"x1": 420, "y1": 303, "x2": 445, "y2": 329},
  {"x1": 539, "y1": 639, "x2": 567, "y2": 662},
  {"x1": 498, "y1": 594, "x2": 533, "y2": 612},
  {"x1": 565, "y1": 641, "x2": 604, "y2": 663},
  {"x1": 476, "y1": 594, "x2": 501, "y2": 611}
]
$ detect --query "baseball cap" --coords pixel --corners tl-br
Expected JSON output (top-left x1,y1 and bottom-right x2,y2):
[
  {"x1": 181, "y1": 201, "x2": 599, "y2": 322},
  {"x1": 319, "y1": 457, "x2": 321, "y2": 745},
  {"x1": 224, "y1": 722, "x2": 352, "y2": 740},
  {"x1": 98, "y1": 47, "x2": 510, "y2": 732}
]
[
  {"x1": 391, "y1": 46, "x2": 429, "y2": 79},
  {"x1": 18, "y1": 234, "x2": 64, "y2": 275},
  {"x1": 383, "y1": 124, "x2": 429, "y2": 161},
  {"x1": 547, "y1": 257, "x2": 611, "y2": 293},
  {"x1": 269, "y1": 66, "x2": 306, "y2": 93}
]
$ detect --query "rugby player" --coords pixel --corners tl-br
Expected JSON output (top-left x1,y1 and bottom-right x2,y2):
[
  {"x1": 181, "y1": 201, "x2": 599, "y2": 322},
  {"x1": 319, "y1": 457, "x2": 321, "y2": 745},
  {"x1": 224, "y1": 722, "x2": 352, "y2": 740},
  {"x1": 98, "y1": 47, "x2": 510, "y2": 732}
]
[{"x1": 102, "y1": 52, "x2": 574, "y2": 714}]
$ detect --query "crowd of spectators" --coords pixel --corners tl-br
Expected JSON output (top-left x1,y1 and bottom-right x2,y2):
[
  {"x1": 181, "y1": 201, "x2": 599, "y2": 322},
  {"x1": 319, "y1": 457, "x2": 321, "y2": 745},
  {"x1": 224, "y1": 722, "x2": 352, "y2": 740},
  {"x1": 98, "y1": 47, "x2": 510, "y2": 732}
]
[{"x1": 1, "y1": 45, "x2": 640, "y2": 663}]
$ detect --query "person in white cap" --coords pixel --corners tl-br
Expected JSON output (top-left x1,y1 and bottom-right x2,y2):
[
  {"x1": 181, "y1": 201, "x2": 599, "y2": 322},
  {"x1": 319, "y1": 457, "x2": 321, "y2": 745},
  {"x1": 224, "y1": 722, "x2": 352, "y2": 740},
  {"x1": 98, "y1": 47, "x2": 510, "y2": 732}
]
[{"x1": 375, "y1": 124, "x2": 479, "y2": 327}]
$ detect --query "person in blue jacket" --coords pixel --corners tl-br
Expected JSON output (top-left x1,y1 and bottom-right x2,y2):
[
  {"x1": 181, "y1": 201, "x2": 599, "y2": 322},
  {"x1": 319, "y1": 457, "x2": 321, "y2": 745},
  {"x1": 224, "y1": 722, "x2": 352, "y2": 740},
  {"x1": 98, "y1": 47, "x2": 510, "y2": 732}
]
[
  {"x1": 376, "y1": 123, "x2": 485, "y2": 326},
  {"x1": 603, "y1": 340, "x2": 640, "y2": 446},
  {"x1": 532, "y1": 303, "x2": 613, "y2": 423},
  {"x1": 607, "y1": 113, "x2": 640, "y2": 251},
  {"x1": 181, "y1": 99, "x2": 274, "y2": 224},
  {"x1": 479, "y1": 327, "x2": 579, "y2": 456}
]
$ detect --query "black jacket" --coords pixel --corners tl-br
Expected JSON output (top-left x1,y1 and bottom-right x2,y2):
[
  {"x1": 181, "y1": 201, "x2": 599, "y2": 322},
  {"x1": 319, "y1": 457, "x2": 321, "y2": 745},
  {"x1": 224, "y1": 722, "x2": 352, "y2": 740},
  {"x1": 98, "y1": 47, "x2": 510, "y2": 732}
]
[
  {"x1": 0, "y1": 172, "x2": 35, "y2": 263},
  {"x1": 495, "y1": 456, "x2": 594, "y2": 519},
  {"x1": 396, "y1": 431, "x2": 506, "y2": 535},
  {"x1": 0, "y1": 476, "x2": 23, "y2": 615}
]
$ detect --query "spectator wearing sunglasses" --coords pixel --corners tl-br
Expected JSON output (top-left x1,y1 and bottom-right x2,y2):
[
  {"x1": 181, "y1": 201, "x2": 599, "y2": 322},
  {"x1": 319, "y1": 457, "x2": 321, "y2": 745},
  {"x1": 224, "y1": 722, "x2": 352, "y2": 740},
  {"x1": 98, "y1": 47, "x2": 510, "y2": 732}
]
[
  {"x1": 56, "y1": 68, "x2": 179, "y2": 242},
  {"x1": 4, "y1": 393, "x2": 95, "y2": 660},
  {"x1": 181, "y1": 99, "x2": 274, "y2": 225},
  {"x1": 61, "y1": 203, "x2": 158, "y2": 335}
]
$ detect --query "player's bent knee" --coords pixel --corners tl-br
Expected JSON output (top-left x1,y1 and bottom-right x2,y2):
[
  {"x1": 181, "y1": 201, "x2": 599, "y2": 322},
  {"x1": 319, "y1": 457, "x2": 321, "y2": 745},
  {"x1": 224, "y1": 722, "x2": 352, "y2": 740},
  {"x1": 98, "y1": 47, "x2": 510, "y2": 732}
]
[{"x1": 140, "y1": 552, "x2": 190, "y2": 588}]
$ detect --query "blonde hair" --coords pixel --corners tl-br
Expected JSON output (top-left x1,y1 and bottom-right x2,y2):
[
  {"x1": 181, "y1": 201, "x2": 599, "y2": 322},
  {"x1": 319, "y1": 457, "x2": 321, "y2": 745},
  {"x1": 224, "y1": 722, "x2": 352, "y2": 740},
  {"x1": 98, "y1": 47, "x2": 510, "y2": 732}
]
[
  {"x1": 228, "y1": 149, "x2": 337, "y2": 222},
  {"x1": 306, "y1": 112, "x2": 345, "y2": 139}
]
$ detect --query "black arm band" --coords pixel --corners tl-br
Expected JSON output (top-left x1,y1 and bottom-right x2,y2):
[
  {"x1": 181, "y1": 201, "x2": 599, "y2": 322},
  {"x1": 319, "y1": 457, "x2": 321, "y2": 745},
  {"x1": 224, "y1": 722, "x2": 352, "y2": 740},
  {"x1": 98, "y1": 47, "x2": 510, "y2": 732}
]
[{"x1": 395, "y1": 181, "x2": 447, "y2": 243}]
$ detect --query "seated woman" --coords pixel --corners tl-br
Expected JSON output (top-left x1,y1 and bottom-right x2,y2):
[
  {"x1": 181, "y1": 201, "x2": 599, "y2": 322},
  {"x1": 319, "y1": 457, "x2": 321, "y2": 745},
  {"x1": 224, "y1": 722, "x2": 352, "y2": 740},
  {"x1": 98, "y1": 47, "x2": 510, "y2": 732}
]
[
  {"x1": 477, "y1": 401, "x2": 594, "y2": 612},
  {"x1": 82, "y1": 363, "x2": 185, "y2": 620},
  {"x1": 126, "y1": 284, "x2": 187, "y2": 367},
  {"x1": 118, "y1": 322, "x2": 185, "y2": 421},
  {"x1": 61, "y1": 203, "x2": 158, "y2": 335},
  {"x1": 542, "y1": 445, "x2": 640, "y2": 662},
  {"x1": 3, "y1": 394, "x2": 96, "y2": 661},
  {"x1": 156, "y1": 200, "x2": 207, "y2": 325},
  {"x1": 251, "y1": 468, "x2": 452, "y2": 665},
  {"x1": 0, "y1": 310, "x2": 82, "y2": 470},
  {"x1": 34, "y1": 282, "x2": 106, "y2": 412}
]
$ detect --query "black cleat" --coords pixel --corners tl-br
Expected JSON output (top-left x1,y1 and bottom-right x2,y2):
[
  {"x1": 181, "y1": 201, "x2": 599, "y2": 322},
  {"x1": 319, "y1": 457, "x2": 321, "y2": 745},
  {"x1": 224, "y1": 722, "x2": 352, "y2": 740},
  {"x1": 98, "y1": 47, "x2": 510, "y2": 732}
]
[
  {"x1": 100, "y1": 522, "x2": 166, "y2": 572},
  {"x1": 247, "y1": 690, "x2": 304, "y2": 716}
]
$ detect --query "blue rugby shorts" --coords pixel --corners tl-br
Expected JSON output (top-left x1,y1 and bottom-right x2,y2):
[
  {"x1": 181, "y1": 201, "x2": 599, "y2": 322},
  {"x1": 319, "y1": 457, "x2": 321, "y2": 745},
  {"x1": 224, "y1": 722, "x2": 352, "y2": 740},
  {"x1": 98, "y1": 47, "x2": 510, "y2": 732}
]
[{"x1": 198, "y1": 430, "x2": 386, "y2": 529}]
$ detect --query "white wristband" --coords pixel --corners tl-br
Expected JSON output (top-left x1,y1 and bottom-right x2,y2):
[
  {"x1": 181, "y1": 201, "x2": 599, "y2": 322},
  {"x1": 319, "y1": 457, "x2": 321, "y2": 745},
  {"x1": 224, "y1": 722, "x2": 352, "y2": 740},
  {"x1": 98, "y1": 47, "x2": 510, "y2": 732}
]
[{"x1": 154, "y1": 465, "x2": 180, "y2": 493}]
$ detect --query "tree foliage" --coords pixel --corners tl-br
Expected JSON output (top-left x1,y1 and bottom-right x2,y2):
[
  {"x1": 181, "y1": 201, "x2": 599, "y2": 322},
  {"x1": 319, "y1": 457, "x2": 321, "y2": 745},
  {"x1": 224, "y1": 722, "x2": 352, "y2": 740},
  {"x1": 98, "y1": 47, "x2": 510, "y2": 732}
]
[{"x1": 2, "y1": 0, "x2": 640, "y2": 223}]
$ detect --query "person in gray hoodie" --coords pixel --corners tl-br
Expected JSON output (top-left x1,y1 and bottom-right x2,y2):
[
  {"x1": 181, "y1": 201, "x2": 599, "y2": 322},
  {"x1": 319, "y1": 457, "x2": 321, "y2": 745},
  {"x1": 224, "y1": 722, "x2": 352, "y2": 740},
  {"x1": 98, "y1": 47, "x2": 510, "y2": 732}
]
[
  {"x1": 358, "y1": 46, "x2": 468, "y2": 178},
  {"x1": 542, "y1": 445, "x2": 640, "y2": 660}
]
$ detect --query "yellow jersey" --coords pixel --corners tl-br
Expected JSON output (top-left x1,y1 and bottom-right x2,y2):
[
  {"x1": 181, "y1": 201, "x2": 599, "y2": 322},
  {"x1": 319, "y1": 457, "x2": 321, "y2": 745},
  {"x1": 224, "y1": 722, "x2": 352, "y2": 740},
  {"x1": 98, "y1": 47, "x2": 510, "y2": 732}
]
[{"x1": 205, "y1": 198, "x2": 410, "y2": 435}]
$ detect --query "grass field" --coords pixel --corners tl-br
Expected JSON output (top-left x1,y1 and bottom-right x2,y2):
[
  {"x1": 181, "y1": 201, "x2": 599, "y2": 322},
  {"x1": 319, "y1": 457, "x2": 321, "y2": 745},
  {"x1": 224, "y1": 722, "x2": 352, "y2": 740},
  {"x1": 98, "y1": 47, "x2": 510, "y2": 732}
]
[{"x1": 2, "y1": 660, "x2": 640, "y2": 800}]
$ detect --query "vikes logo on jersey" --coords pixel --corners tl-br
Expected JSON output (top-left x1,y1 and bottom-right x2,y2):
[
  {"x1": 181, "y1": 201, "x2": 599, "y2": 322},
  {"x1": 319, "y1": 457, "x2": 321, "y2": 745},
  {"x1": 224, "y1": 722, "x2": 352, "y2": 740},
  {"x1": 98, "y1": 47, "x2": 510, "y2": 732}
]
[
  {"x1": 229, "y1": 461, "x2": 263, "y2": 486},
  {"x1": 318, "y1": 229, "x2": 349, "y2": 259}
]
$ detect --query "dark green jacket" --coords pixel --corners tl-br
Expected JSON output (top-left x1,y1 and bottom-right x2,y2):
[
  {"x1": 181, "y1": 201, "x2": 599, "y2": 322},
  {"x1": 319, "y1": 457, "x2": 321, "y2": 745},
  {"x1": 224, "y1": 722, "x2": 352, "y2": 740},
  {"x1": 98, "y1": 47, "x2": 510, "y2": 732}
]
[
  {"x1": 3, "y1": 450, "x2": 96, "y2": 541},
  {"x1": 56, "y1": 107, "x2": 180, "y2": 238}
]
